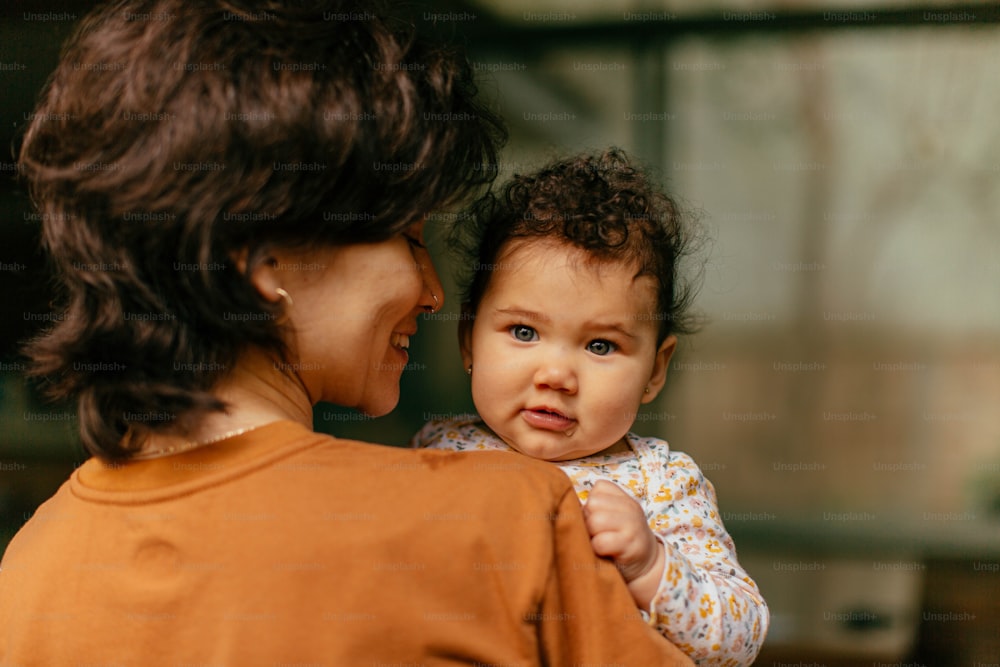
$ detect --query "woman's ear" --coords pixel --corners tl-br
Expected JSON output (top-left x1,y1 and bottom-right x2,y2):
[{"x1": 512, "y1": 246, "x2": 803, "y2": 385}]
[
  {"x1": 458, "y1": 303, "x2": 474, "y2": 371},
  {"x1": 641, "y1": 335, "x2": 677, "y2": 404},
  {"x1": 232, "y1": 247, "x2": 251, "y2": 276},
  {"x1": 245, "y1": 252, "x2": 284, "y2": 304}
]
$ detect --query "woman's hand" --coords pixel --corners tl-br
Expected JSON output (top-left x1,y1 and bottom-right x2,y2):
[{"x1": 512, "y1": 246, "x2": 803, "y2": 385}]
[{"x1": 583, "y1": 479, "x2": 665, "y2": 609}]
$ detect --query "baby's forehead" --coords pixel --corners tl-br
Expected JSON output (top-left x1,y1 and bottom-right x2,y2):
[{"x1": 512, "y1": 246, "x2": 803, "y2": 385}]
[
  {"x1": 498, "y1": 237, "x2": 650, "y2": 282},
  {"x1": 490, "y1": 238, "x2": 660, "y2": 310}
]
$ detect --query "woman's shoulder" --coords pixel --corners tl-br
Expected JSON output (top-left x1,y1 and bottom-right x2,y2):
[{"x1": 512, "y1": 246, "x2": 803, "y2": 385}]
[{"x1": 332, "y1": 427, "x2": 571, "y2": 504}]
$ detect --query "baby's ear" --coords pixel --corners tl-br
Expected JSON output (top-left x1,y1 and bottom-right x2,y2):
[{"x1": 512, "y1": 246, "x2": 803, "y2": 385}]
[
  {"x1": 458, "y1": 303, "x2": 474, "y2": 369},
  {"x1": 641, "y1": 335, "x2": 677, "y2": 404}
]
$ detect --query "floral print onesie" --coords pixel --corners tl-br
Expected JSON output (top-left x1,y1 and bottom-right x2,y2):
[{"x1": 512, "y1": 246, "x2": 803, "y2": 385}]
[{"x1": 412, "y1": 416, "x2": 768, "y2": 666}]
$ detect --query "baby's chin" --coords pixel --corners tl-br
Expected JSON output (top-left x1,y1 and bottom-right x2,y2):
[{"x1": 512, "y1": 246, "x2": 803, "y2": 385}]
[
  {"x1": 532, "y1": 436, "x2": 632, "y2": 462},
  {"x1": 479, "y1": 419, "x2": 616, "y2": 461},
  {"x1": 507, "y1": 436, "x2": 609, "y2": 462}
]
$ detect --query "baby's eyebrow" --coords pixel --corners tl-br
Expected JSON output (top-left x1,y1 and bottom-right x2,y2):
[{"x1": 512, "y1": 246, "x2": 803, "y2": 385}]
[
  {"x1": 583, "y1": 319, "x2": 639, "y2": 340},
  {"x1": 495, "y1": 308, "x2": 548, "y2": 322}
]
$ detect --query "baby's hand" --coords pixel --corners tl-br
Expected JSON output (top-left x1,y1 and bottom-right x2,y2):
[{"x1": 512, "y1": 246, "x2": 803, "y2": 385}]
[{"x1": 583, "y1": 479, "x2": 664, "y2": 608}]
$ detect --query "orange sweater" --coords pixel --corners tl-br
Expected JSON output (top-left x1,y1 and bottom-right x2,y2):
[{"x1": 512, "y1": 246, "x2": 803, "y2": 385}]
[{"x1": 0, "y1": 420, "x2": 693, "y2": 666}]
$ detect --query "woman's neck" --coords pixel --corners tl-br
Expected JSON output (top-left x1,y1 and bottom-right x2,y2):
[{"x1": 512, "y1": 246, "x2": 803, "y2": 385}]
[
  {"x1": 209, "y1": 347, "x2": 314, "y2": 430},
  {"x1": 135, "y1": 347, "x2": 313, "y2": 458}
]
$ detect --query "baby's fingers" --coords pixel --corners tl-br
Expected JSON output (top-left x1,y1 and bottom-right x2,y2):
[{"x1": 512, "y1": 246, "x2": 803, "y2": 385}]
[
  {"x1": 584, "y1": 480, "x2": 646, "y2": 522},
  {"x1": 584, "y1": 481, "x2": 633, "y2": 515},
  {"x1": 582, "y1": 502, "x2": 622, "y2": 538},
  {"x1": 589, "y1": 528, "x2": 628, "y2": 559},
  {"x1": 586, "y1": 479, "x2": 631, "y2": 503}
]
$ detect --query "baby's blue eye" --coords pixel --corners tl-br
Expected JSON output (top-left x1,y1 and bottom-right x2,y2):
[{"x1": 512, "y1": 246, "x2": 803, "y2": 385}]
[
  {"x1": 587, "y1": 339, "x2": 616, "y2": 356},
  {"x1": 510, "y1": 325, "x2": 538, "y2": 342}
]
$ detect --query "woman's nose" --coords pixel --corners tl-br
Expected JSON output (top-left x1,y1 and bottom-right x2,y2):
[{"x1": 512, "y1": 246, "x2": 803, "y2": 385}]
[
  {"x1": 425, "y1": 258, "x2": 444, "y2": 307},
  {"x1": 417, "y1": 247, "x2": 444, "y2": 313}
]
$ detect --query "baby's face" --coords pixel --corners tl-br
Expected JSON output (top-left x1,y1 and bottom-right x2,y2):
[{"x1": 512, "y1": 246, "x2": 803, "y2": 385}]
[{"x1": 464, "y1": 239, "x2": 674, "y2": 461}]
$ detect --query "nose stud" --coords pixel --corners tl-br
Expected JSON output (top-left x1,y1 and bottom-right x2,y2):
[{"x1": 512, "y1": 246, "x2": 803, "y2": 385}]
[{"x1": 425, "y1": 293, "x2": 439, "y2": 313}]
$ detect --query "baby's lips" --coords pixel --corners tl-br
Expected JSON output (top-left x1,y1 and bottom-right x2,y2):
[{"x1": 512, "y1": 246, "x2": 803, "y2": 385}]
[{"x1": 521, "y1": 407, "x2": 576, "y2": 431}]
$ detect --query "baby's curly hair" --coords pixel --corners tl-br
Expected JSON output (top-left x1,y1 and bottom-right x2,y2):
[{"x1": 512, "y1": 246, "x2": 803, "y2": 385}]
[{"x1": 451, "y1": 148, "x2": 701, "y2": 342}]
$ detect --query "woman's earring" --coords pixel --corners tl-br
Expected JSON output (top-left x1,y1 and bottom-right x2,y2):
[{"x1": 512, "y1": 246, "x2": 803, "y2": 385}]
[
  {"x1": 275, "y1": 288, "x2": 293, "y2": 307},
  {"x1": 643, "y1": 387, "x2": 649, "y2": 394},
  {"x1": 466, "y1": 364, "x2": 472, "y2": 376}
]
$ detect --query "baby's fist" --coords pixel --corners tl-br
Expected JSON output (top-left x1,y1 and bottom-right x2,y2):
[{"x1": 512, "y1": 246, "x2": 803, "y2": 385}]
[{"x1": 583, "y1": 480, "x2": 659, "y2": 583}]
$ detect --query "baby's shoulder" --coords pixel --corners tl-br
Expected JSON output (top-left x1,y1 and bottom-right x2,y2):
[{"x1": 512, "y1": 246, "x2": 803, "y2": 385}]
[
  {"x1": 628, "y1": 433, "x2": 706, "y2": 475},
  {"x1": 411, "y1": 415, "x2": 502, "y2": 451}
]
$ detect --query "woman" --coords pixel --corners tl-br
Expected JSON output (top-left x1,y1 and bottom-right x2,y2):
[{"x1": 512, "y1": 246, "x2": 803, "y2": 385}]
[{"x1": 0, "y1": 1, "x2": 693, "y2": 665}]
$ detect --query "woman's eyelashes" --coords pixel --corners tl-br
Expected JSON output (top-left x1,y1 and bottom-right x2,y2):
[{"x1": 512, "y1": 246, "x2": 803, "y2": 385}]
[
  {"x1": 507, "y1": 324, "x2": 618, "y2": 355},
  {"x1": 404, "y1": 234, "x2": 426, "y2": 250},
  {"x1": 403, "y1": 233, "x2": 430, "y2": 268}
]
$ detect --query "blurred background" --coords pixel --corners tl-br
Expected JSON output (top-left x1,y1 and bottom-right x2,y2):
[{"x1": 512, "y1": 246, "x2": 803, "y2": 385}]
[{"x1": 2, "y1": 0, "x2": 999, "y2": 663}]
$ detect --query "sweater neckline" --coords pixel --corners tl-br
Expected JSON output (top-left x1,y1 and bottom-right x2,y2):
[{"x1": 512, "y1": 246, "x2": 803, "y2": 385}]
[{"x1": 71, "y1": 419, "x2": 325, "y2": 504}]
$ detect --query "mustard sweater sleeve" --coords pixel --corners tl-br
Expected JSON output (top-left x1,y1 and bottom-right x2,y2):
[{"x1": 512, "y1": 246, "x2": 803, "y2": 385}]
[{"x1": 538, "y1": 486, "x2": 696, "y2": 667}]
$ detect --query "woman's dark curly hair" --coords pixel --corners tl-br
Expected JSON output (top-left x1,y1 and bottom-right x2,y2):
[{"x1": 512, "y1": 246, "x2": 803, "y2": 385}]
[
  {"x1": 451, "y1": 148, "x2": 700, "y2": 343},
  {"x1": 19, "y1": 0, "x2": 506, "y2": 460}
]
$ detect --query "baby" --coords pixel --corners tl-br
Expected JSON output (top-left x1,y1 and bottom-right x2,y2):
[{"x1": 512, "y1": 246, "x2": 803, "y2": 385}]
[{"x1": 412, "y1": 149, "x2": 768, "y2": 665}]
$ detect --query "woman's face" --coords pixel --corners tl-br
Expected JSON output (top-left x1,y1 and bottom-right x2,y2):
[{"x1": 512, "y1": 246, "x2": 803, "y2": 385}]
[{"x1": 273, "y1": 219, "x2": 442, "y2": 416}]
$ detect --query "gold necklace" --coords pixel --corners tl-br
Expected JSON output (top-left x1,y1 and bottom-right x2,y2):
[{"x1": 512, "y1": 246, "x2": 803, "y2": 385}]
[{"x1": 130, "y1": 423, "x2": 269, "y2": 461}]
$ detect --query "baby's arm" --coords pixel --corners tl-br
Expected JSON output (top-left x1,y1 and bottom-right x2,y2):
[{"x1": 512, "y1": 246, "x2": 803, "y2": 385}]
[
  {"x1": 646, "y1": 454, "x2": 768, "y2": 665},
  {"x1": 583, "y1": 479, "x2": 665, "y2": 609},
  {"x1": 584, "y1": 458, "x2": 768, "y2": 666}
]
